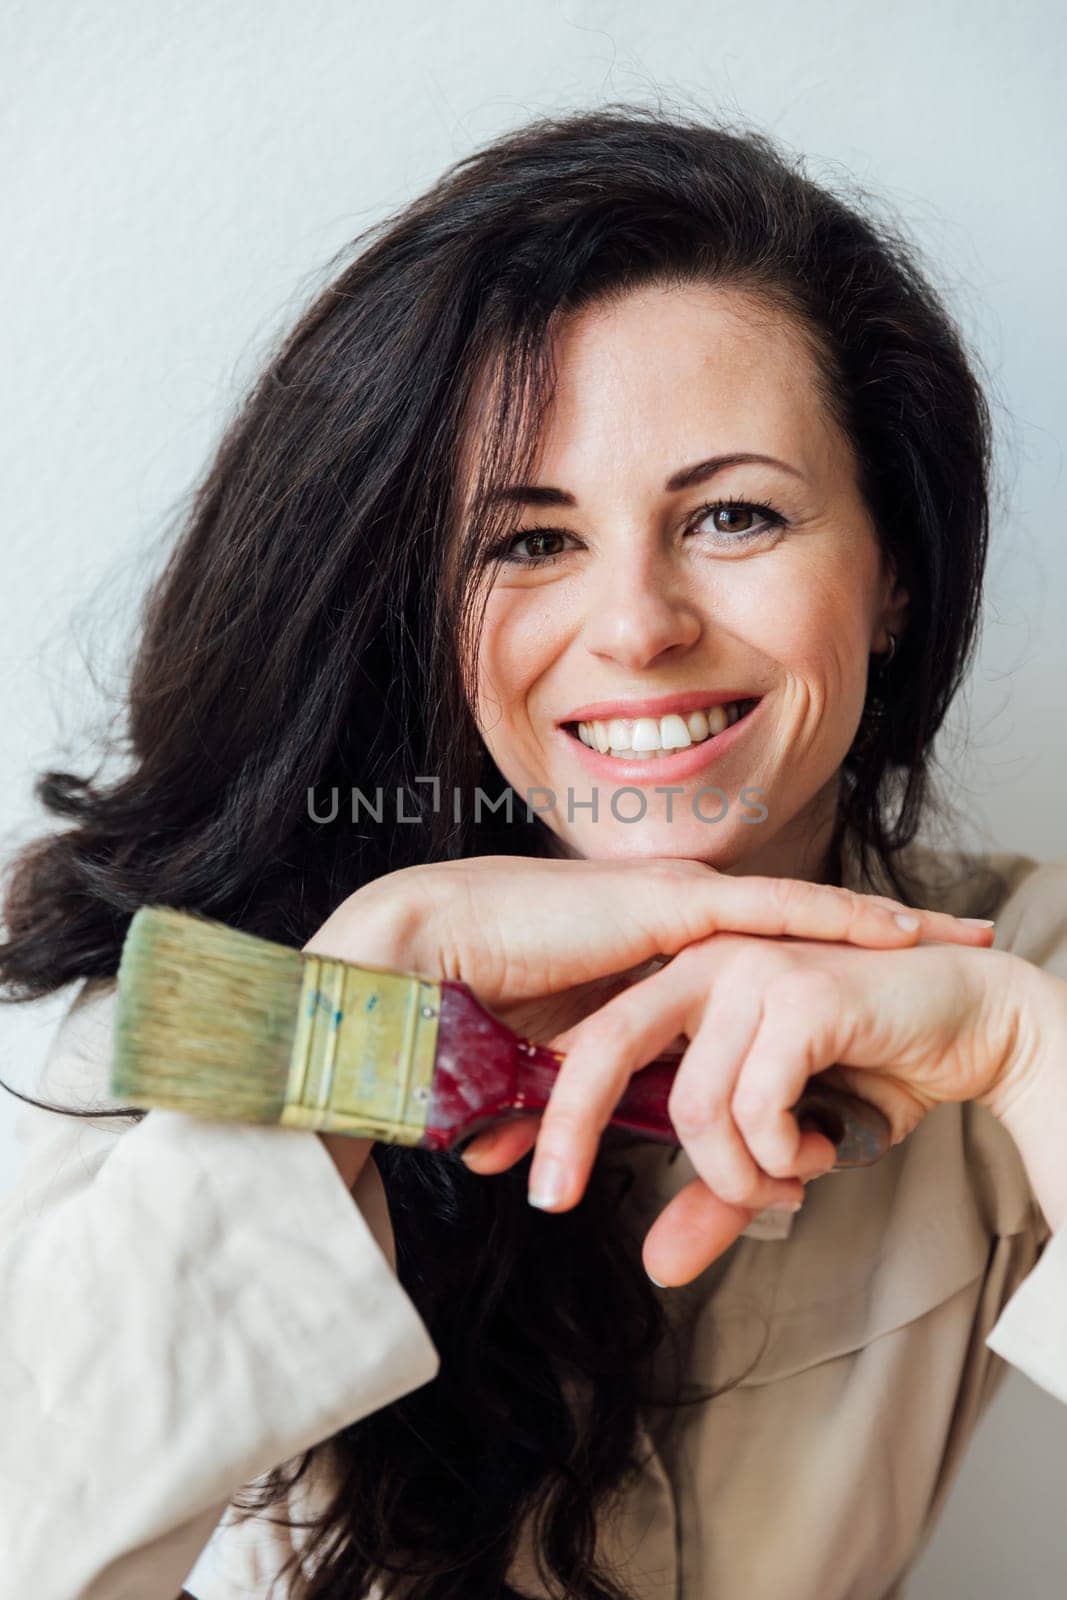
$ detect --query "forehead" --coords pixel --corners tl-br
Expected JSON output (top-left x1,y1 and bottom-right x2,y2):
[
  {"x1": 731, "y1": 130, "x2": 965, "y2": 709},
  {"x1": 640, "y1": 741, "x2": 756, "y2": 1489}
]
[{"x1": 459, "y1": 283, "x2": 846, "y2": 504}]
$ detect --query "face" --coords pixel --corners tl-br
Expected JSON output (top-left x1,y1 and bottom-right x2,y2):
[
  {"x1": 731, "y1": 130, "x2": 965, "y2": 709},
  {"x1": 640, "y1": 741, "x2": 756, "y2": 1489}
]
[{"x1": 460, "y1": 283, "x2": 908, "y2": 881}]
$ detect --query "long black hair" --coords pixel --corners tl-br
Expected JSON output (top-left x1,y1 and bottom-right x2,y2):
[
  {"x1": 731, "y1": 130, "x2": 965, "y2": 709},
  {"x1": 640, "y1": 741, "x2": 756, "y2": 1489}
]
[{"x1": 0, "y1": 102, "x2": 994, "y2": 1597}]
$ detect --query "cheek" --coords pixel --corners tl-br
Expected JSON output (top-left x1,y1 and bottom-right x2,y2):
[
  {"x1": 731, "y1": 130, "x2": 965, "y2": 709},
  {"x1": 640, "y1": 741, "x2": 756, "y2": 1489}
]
[
  {"x1": 743, "y1": 552, "x2": 877, "y2": 684},
  {"x1": 475, "y1": 591, "x2": 568, "y2": 725}
]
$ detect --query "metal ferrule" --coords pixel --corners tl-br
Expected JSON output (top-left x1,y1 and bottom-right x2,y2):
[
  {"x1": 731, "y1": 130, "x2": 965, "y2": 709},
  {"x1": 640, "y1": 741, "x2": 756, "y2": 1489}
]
[{"x1": 279, "y1": 954, "x2": 441, "y2": 1143}]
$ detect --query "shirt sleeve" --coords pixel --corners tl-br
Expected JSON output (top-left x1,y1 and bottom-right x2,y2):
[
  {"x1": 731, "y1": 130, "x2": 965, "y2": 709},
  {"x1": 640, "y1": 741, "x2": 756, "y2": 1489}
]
[
  {"x1": 978, "y1": 855, "x2": 1067, "y2": 1404},
  {"x1": 986, "y1": 1225, "x2": 1067, "y2": 1405},
  {"x1": 0, "y1": 979, "x2": 440, "y2": 1600}
]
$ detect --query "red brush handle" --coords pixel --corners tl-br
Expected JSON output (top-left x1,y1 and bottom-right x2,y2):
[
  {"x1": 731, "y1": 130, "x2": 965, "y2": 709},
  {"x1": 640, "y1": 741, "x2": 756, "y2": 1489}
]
[{"x1": 421, "y1": 978, "x2": 890, "y2": 1170}]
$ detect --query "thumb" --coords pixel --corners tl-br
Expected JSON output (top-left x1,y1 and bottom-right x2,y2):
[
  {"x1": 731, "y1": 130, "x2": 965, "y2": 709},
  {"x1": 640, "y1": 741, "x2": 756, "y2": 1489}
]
[{"x1": 642, "y1": 1177, "x2": 756, "y2": 1286}]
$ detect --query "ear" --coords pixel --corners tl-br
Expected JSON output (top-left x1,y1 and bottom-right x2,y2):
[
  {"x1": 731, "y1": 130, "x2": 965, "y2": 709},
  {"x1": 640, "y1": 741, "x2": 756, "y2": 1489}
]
[{"x1": 876, "y1": 567, "x2": 910, "y2": 652}]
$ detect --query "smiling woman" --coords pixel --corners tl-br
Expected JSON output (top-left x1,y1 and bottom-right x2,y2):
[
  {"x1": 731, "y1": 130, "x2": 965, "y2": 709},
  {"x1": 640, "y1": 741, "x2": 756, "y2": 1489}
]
[
  {"x1": 465, "y1": 285, "x2": 904, "y2": 879},
  {"x1": 2, "y1": 103, "x2": 1066, "y2": 1600}
]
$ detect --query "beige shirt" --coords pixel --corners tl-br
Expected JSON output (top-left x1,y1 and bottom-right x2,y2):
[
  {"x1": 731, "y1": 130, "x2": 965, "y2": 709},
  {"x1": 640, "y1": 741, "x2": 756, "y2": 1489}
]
[{"x1": 2, "y1": 837, "x2": 1066, "y2": 1600}]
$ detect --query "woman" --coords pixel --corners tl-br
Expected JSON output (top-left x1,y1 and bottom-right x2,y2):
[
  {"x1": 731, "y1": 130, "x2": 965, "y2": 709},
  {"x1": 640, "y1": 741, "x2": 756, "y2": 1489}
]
[{"x1": 1, "y1": 103, "x2": 1065, "y2": 1600}]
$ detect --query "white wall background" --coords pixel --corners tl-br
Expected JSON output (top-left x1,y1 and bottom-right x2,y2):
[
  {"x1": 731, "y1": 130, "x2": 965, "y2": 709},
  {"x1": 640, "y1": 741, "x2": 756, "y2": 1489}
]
[{"x1": 1, "y1": 0, "x2": 1064, "y2": 1591}]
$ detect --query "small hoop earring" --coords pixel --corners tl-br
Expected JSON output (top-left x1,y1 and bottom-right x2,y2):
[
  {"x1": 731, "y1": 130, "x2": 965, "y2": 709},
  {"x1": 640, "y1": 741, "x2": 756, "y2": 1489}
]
[{"x1": 879, "y1": 630, "x2": 898, "y2": 667}]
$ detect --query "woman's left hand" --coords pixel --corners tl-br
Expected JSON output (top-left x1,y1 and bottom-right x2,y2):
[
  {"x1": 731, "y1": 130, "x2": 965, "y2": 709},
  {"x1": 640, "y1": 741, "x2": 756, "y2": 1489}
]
[{"x1": 462, "y1": 932, "x2": 1050, "y2": 1285}]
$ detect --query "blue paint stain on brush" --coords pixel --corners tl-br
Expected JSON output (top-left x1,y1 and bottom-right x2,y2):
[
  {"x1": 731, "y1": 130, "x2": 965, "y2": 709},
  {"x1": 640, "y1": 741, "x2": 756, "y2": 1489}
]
[{"x1": 307, "y1": 989, "x2": 343, "y2": 1023}]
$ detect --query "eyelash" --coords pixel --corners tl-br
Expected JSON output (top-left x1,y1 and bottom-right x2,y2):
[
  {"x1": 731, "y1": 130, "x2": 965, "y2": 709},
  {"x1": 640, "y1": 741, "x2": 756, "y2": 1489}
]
[{"x1": 489, "y1": 497, "x2": 788, "y2": 568}]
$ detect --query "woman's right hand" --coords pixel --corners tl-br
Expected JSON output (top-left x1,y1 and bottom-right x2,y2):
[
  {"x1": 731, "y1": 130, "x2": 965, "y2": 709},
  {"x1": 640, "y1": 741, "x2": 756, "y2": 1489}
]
[{"x1": 303, "y1": 854, "x2": 994, "y2": 1192}]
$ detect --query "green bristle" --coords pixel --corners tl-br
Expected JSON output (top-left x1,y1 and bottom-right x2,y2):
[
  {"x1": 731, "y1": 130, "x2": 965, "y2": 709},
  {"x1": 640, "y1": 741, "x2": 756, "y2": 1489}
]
[{"x1": 112, "y1": 906, "x2": 306, "y2": 1123}]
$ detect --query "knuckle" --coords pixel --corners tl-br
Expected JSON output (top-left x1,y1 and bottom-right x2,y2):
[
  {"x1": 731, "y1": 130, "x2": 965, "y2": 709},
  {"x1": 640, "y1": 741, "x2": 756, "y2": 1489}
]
[
  {"x1": 667, "y1": 1098, "x2": 704, "y2": 1137},
  {"x1": 745, "y1": 943, "x2": 790, "y2": 983},
  {"x1": 766, "y1": 964, "x2": 840, "y2": 1013},
  {"x1": 821, "y1": 882, "x2": 854, "y2": 919},
  {"x1": 667, "y1": 937, "x2": 716, "y2": 976},
  {"x1": 841, "y1": 886, "x2": 878, "y2": 929},
  {"x1": 668, "y1": 1085, "x2": 726, "y2": 1137},
  {"x1": 757, "y1": 1149, "x2": 796, "y2": 1180},
  {"x1": 647, "y1": 859, "x2": 716, "y2": 937},
  {"x1": 763, "y1": 874, "x2": 828, "y2": 927},
  {"x1": 649, "y1": 856, "x2": 710, "y2": 882},
  {"x1": 867, "y1": 893, "x2": 908, "y2": 914},
  {"x1": 645, "y1": 860, "x2": 692, "y2": 898},
  {"x1": 764, "y1": 874, "x2": 806, "y2": 916}
]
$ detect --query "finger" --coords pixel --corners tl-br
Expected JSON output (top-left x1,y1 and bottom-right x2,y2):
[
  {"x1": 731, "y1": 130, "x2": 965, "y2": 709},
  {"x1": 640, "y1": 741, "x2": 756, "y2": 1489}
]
[
  {"x1": 526, "y1": 956, "x2": 710, "y2": 1212},
  {"x1": 859, "y1": 894, "x2": 996, "y2": 947},
  {"x1": 459, "y1": 1117, "x2": 540, "y2": 1173},
  {"x1": 642, "y1": 1178, "x2": 758, "y2": 1286},
  {"x1": 526, "y1": 944, "x2": 807, "y2": 1214},
  {"x1": 667, "y1": 972, "x2": 811, "y2": 1209},
  {"x1": 681, "y1": 872, "x2": 975, "y2": 951},
  {"x1": 731, "y1": 968, "x2": 846, "y2": 1178}
]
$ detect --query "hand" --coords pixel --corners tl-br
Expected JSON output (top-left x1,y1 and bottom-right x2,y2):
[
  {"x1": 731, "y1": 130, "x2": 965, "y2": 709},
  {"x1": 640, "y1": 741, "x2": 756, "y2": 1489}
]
[
  {"x1": 302, "y1": 854, "x2": 994, "y2": 1196},
  {"x1": 305, "y1": 855, "x2": 992, "y2": 1047},
  {"x1": 508, "y1": 931, "x2": 1026, "y2": 1286}
]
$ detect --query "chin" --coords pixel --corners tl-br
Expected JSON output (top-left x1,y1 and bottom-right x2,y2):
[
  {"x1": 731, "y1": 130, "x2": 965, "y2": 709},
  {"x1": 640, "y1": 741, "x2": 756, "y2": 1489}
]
[{"x1": 561, "y1": 823, "x2": 745, "y2": 866}]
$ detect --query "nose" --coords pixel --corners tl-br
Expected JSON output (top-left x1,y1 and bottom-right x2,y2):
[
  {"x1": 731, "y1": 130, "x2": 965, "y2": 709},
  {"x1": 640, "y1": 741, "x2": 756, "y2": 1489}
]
[{"x1": 580, "y1": 546, "x2": 703, "y2": 670}]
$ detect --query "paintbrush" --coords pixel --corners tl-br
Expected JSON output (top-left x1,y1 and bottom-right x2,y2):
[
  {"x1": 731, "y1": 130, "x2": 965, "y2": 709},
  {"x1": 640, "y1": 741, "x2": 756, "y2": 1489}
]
[{"x1": 110, "y1": 905, "x2": 890, "y2": 1168}]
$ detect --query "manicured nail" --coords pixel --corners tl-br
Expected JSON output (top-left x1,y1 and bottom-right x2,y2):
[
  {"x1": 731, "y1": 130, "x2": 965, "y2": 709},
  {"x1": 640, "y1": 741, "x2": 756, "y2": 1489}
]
[
  {"x1": 893, "y1": 913, "x2": 921, "y2": 931},
  {"x1": 960, "y1": 917, "x2": 995, "y2": 927},
  {"x1": 528, "y1": 1156, "x2": 568, "y2": 1209},
  {"x1": 769, "y1": 1198, "x2": 803, "y2": 1212},
  {"x1": 647, "y1": 1273, "x2": 669, "y2": 1287}
]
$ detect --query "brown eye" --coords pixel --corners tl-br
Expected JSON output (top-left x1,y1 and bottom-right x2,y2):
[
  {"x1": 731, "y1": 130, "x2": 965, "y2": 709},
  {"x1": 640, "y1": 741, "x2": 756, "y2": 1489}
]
[
  {"x1": 692, "y1": 498, "x2": 786, "y2": 548},
  {"x1": 490, "y1": 527, "x2": 574, "y2": 566},
  {"x1": 712, "y1": 505, "x2": 756, "y2": 533},
  {"x1": 519, "y1": 531, "x2": 566, "y2": 559}
]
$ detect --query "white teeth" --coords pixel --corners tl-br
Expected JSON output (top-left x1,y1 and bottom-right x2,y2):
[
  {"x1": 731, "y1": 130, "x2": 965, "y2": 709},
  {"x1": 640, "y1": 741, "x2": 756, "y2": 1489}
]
[
  {"x1": 570, "y1": 699, "x2": 755, "y2": 758},
  {"x1": 659, "y1": 713, "x2": 692, "y2": 749}
]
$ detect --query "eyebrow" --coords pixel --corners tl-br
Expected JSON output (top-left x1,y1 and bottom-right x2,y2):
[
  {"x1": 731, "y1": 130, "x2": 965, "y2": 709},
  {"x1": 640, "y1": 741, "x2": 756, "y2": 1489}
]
[{"x1": 479, "y1": 451, "x2": 805, "y2": 509}]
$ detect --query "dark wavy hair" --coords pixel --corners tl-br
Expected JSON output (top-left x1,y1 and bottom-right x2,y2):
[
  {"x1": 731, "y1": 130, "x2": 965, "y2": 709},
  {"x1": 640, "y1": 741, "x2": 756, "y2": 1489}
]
[{"x1": 1, "y1": 102, "x2": 994, "y2": 1597}]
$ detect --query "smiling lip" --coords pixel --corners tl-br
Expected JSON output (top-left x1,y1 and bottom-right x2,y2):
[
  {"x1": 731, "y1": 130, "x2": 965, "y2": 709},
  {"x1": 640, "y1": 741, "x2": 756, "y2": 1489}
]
[
  {"x1": 557, "y1": 695, "x2": 764, "y2": 784},
  {"x1": 558, "y1": 688, "x2": 758, "y2": 723}
]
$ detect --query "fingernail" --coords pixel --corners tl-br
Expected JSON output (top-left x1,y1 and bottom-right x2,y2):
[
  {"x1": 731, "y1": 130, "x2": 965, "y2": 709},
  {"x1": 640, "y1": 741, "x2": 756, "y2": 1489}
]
[
  {"x1": 960, "y1": 917, "x2": 995, "y2": 927},
  {"x1": 460, "y1": 1130, "x2": 500, "y2": 1166},
  {"x1": 769, "y1": 1198, "x2": 803, "y2": 1212},
  {"x1": 797, "y1": 1158, "x2": 837, "y2": 1182},
  {"x1": 647, "y1": 1273, "x2": 669, "y2": 1287},
  {"x1": 528, "y1": 1156, "x2": 568, "y2": 1209},
  {"x1": 893, "y1": 913, "x2": 920, "y2": 931}
]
